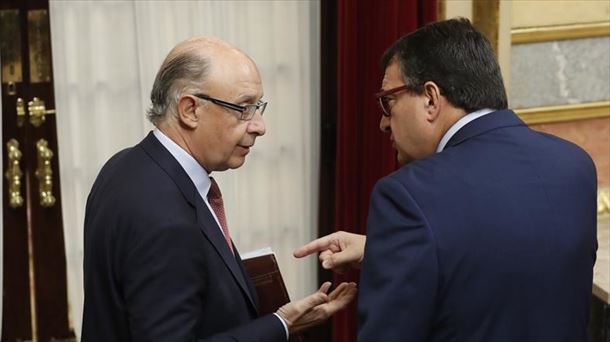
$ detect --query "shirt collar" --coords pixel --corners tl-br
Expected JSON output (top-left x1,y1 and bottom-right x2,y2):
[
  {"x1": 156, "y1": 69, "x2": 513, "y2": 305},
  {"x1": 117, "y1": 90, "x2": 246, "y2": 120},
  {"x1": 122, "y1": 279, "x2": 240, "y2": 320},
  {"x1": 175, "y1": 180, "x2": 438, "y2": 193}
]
[
  {"x1": 152, "y1": 128, "x2": 211, "y2": 200},
  {"x1": 436, "y1": 108, "x2": 495, "y2": 153}
]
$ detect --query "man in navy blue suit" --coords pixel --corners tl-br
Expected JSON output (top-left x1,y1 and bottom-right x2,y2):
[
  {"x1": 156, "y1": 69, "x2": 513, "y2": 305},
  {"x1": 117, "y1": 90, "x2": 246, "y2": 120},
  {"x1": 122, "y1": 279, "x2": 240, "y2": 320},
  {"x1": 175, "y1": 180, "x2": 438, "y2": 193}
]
[
  {"x1": 296, "y1": 18, "x2": 597, "y2": 341},
  {"x1": 82, "y1": 36, "x2": 356, "y2": 341}
]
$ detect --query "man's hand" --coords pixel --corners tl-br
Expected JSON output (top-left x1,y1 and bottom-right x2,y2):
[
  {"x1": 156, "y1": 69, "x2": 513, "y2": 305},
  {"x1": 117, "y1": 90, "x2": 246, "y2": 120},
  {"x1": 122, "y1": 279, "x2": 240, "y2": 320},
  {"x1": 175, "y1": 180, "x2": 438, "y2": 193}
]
[
  {"x1": 276, "y1": 282, "x2": 357, "y2": 334},
  {"x1": 293, "y1": 231, "x2": 366, "y2": 273}
]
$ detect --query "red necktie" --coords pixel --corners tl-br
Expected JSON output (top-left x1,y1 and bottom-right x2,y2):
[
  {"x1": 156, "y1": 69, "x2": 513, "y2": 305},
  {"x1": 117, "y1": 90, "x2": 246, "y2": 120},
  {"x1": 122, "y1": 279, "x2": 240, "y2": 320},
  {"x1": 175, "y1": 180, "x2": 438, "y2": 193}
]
[{"x1": 207, "y1": 177, "x2": 233, "y2": 254}]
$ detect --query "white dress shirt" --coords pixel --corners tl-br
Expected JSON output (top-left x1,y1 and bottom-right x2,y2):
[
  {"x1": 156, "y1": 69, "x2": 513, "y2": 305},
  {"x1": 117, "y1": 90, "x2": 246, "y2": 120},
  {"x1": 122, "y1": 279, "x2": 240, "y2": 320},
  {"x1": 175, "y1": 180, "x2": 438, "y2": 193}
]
[
  {"x1": 152, "y1": 129, "x2": 223, "y2": 230},
  {"x1": 436, "y1": 108, "x2": 495, "y2": 153}
]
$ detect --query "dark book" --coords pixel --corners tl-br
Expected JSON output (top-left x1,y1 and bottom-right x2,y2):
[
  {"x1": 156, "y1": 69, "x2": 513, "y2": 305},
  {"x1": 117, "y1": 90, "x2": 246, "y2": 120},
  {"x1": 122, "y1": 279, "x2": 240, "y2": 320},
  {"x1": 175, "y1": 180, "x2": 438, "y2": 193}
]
[{"x1": 241, "y1": 248, "x2": 305, "y2": 342}]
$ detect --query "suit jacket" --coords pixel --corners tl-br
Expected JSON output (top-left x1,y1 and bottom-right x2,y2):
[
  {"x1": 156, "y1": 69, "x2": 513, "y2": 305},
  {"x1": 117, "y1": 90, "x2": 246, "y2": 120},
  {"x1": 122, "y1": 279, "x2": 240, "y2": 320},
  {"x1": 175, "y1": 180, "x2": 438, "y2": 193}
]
[
  {"x1": 358, "y1": 109, "x2": 598, "y2": 342},
  {"x1": 82, "y1": 132, "x2": 286, "y2": 342}
]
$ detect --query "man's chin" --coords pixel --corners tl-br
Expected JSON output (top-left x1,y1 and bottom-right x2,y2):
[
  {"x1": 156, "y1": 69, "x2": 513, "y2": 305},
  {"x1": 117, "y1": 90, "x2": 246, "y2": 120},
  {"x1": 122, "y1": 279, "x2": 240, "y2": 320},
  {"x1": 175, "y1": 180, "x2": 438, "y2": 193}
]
[
  {"x1": 397, "y1": 152, "x2": 413, "y2": 165},
  {"x1": 227, "y1": 156, "x2": 247, "y2": 170}
]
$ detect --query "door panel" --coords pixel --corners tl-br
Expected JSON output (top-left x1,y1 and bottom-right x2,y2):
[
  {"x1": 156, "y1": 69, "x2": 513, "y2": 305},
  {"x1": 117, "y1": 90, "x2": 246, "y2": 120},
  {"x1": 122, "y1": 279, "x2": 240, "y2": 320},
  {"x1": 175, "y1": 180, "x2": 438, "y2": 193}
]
[
  {"x1": 1, "y1": 4, "x2": 33, "y2": 340},
  {"x1": 1, "y1": 0, "x2": 73, "y2": 341}
]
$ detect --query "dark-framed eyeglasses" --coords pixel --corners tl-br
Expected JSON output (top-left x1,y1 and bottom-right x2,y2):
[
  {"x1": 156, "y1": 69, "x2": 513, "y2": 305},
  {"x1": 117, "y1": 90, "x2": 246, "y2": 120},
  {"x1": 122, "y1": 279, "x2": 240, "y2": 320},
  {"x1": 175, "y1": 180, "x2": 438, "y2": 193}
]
[
  {"x1": 192, "y1": 93, "x2": 267, "y2": 121},
  {"x1": 375, "y1": 85, "x2": 408, "y2": 117}
]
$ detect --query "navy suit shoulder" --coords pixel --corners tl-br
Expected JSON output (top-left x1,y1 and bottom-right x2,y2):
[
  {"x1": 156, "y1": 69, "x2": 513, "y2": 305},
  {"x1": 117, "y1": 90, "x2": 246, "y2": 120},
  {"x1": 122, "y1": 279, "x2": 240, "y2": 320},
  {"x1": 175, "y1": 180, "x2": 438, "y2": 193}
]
[
  {"x1": 358, "y1": 110, "x2": 597, "y2": 342},
  {"x1": 82, "y1": 133, "x2": 285, "y2": 342}
]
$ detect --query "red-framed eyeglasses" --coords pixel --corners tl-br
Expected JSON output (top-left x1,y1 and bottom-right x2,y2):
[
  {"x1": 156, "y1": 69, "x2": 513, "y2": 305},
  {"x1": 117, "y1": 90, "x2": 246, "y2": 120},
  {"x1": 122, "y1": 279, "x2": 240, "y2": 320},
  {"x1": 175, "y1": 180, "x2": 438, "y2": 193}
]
[{"x1": 375, "y1": 85, "x2": 408, "y2": 117}]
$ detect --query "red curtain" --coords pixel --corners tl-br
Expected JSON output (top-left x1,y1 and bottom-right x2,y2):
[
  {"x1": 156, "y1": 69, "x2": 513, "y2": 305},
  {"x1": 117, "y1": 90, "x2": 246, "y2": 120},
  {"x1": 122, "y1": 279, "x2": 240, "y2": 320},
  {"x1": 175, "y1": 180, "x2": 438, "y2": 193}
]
[{"x1": 332, "y1": 1, "x2": 437, "y2": 341}]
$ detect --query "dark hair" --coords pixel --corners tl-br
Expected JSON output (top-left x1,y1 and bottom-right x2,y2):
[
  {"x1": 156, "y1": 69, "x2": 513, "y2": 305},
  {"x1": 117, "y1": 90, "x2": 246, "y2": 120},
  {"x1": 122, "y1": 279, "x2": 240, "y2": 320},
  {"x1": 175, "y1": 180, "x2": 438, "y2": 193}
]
[
  {"x1": 147, "y1": 52, "x2": 209, "y2": 125},
  {"x1": 381, "y1": 18, "x2": 507, "y2": 112}
]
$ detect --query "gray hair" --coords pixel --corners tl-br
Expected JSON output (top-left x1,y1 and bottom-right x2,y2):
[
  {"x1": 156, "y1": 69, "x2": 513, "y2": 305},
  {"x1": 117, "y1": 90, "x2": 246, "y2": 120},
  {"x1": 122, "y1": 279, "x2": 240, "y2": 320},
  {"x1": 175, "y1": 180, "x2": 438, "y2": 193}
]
[{"x1": 147, "y1": 52, "x2": 210, "y2": 125}]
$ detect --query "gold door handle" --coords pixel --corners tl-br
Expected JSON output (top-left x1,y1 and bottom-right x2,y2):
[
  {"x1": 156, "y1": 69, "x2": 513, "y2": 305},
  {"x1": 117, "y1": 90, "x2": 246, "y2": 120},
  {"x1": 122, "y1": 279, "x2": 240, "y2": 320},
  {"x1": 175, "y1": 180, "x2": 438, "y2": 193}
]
[
  {"x1": 35, "y1": 139, "x2": 56, "y2": 207},
  {"x1": 4, "y1": 139, "x2": 24, "y2": 208},
  {"x1": 17, "y1": 98, "x2": 26, "y2": 127},
  {"x1": 28, "y1": 97, "x2": 56, "y2": 127}
]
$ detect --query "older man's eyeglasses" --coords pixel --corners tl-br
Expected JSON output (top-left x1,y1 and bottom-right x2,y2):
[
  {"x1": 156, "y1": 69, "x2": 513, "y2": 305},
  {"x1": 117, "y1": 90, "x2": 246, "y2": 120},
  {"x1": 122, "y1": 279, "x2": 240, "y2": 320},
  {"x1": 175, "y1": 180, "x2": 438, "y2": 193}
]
[
  {"x1": 192, "y1": 93, "x2": 267, "y2": 121},
  {"x1": 375, "y1": 85, "x2": 408, "y2": 117}
]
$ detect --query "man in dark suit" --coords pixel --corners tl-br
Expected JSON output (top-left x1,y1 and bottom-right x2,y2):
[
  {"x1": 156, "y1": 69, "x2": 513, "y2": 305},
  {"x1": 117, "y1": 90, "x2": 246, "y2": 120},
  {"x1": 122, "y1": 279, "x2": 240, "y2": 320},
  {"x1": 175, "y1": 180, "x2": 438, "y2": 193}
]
[
  {"x1": 295, "y1": 18, "x2": 597, "y2": 341},
  {"x1": 82, "y1": 36, "x2": 356, "y2": 341}
]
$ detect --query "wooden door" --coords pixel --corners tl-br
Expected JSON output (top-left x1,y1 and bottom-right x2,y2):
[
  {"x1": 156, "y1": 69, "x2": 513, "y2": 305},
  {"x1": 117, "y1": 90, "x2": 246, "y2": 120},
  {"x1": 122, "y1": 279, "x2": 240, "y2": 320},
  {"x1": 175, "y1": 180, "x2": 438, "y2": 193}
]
[{"x1": 1, "y1": 0, "x2": 74, "y2": 341}]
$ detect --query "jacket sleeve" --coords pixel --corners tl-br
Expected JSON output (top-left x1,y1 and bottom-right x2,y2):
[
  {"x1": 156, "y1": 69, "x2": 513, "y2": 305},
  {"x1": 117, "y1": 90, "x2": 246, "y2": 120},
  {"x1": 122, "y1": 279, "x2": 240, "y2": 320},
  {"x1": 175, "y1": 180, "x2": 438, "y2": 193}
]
[
  {"x1": 358, "y1": 175, "x2": 439, "y2": 341},
  {"x1": 196, "y1": 315, "x2": 286, "y2": 342},
  {"x1": 120, "y1": 220, "x2": 286, "y2": 342}
]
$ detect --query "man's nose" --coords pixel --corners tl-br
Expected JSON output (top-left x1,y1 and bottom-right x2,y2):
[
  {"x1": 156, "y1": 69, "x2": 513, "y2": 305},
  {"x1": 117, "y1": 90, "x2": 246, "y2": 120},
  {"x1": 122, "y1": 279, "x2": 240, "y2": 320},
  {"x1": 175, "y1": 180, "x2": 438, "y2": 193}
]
[
  {"x1": 379, "y1": 115, "x2": 391, "y2": 133},
  {"x1": 247, "y1": 110, "x2": 266, "y2": 136}
]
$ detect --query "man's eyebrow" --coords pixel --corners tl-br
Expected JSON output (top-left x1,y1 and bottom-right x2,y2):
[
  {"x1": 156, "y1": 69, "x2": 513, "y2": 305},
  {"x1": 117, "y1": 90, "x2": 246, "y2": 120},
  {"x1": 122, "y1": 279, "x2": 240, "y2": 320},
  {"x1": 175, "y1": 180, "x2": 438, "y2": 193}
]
[{"x1": 235, "y1": 94, "x2": 262, "y2": 104}]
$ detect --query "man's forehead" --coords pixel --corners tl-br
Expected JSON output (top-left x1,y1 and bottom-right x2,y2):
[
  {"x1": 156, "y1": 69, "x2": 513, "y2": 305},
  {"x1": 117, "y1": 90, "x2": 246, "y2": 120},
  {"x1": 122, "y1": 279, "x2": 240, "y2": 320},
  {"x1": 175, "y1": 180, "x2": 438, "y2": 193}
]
[
  {"x1": 207, "y1": 62, "x2": 263, "y2": 100},
  {"x1": 381, "y1": 61, "x2": 402, "y2": 87},
  {"x1": 209, "y1": 49, "x2": 259, "y2": 76}
]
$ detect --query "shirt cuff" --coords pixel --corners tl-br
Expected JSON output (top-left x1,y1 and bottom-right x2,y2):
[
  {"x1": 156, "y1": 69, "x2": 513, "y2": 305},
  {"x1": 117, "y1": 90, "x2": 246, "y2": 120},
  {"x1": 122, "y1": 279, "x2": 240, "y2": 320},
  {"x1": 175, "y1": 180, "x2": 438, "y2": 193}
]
[{"x1": 272, "y1": 313, "x2": 289, "y2": 340}]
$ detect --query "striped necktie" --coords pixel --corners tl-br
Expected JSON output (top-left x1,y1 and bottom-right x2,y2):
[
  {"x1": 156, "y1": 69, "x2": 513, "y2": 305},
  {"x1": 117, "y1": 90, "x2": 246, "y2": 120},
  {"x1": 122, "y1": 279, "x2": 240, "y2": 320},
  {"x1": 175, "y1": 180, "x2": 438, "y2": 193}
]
[{"x1": 207, "y1": 177, "x2": 233, "y2": 254}]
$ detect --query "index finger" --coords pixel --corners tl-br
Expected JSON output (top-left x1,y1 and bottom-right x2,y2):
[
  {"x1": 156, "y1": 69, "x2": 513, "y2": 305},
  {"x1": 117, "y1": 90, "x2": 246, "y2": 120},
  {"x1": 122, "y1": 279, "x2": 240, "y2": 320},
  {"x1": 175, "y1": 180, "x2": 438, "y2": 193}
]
[{"x1": 293, "y1": 234, "x2": 337, "y2": 258}]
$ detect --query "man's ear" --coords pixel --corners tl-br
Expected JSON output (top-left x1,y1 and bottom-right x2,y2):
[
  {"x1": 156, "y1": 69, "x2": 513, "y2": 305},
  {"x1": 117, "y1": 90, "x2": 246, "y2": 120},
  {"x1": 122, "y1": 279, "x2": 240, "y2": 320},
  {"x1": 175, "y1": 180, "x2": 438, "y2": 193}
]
[
  {"x1": 176, "y1": 95, "x2": 199, "y2": 129},
  {"x1": 423, "y1": 81, "x2": 442, "y2": 122}
]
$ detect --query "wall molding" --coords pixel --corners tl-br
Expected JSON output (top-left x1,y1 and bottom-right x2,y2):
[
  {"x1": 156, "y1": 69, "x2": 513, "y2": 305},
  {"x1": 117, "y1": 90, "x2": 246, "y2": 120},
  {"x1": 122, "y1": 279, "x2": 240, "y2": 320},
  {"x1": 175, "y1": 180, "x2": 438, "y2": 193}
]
[
  {"x1": 473, "y1": 0, "x2": 500, "y2": 53},
  {"x1": 512, "y1": 22, "x2": 610, "y2": 44},
  {"x1": 599, "y1": 188, "x2": 610, "y2": 216},
  {"x1": 515, "y1": 101, "x2": 610, "y2": 125},
  {"x1": 438, "y1": 0, "x2": 446, "y2": 20}
]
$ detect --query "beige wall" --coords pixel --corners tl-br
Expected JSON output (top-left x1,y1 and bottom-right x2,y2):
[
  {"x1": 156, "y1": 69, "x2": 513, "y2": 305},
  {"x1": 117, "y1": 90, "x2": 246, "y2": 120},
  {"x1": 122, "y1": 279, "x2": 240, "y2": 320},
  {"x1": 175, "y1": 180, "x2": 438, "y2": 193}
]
[
  {"x1": 512, "y1": 0, "x2": 610, "y2": 28},
  {"x1": 444, "y1": 0, "x2": 472, "y2": 20}
]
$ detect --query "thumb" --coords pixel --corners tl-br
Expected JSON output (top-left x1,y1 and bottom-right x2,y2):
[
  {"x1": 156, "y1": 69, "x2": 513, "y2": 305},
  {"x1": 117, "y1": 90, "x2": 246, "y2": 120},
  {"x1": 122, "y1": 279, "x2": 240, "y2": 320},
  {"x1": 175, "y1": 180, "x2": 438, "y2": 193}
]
[
  {"x1": 299, "y1": 282, "x2": 331, "y2": 310},
  {"x1": 295, "y1": 291, "x2": 328, "y2": 318},
  {"x1": 278, "y1": 290, "x2": 328, "y2": 325},
  {"x1": 322, "y1": 250, "x2": 352, "y2": 269},
  {"x1": 307, "y1": 291, "x2": 329, "y2": 308}
]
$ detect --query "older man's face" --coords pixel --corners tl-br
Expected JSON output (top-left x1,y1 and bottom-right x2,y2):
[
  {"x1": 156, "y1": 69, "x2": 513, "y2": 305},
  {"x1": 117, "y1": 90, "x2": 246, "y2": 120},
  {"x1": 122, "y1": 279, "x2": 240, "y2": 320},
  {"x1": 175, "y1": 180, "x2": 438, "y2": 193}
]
[{"x1": 193, "y1": 52, "x2": 266, "y2": 172}]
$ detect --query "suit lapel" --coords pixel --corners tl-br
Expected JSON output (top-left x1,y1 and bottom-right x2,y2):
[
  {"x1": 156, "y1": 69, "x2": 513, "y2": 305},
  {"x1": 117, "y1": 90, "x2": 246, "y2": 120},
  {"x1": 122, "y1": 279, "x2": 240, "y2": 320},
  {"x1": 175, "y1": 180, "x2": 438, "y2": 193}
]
[
  {"x1": 194, "y1": 195, "x2": 258, "y2": 312},
  {"x1": 140, "y1": 132, "x2": 258, "y2": 313},
  {"x1": 140, "y1": 132, "x2": 198, "y2": 207},
  {"x1": 234, "y1": 245, "x2": 261, "y2": 310}
]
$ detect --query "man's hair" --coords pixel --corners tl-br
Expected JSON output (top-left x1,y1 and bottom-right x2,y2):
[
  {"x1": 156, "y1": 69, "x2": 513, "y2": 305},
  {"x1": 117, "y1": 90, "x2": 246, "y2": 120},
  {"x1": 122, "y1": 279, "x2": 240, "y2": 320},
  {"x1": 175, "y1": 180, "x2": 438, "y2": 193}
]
[
  {"x1": 381, "y1": 18, "x2": 508, "y2": 112},
  {"x1": 147, "y1": 52, "x2": 210, "y2": 125}
]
